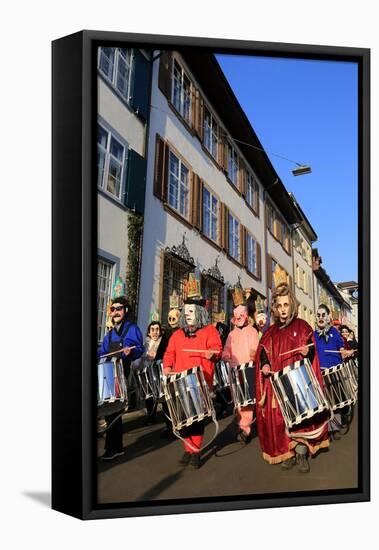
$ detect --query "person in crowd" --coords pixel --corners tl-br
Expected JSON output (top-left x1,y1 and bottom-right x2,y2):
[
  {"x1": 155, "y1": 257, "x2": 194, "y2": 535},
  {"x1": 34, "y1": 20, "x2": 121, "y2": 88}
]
[
  {"x1": 222, "y1": 288, "x2": 259, "y2": 444},
  {"x1": 255, "y1": 282, "x2": 329, "y2": 473},
  {"x1": 97, "y1": 296, "x2": 144, "y2": 460},
  {"x1": 163, "y1": 275, "x2": 222, "y2": 469}
]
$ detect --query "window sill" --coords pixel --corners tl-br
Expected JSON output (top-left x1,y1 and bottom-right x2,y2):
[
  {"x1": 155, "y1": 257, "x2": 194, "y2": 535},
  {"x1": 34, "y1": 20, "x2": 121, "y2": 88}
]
[
  {"x1": 98, "y1": 72, "x2": 145, "y2": 122},
  {"x1": 98, "y1": 187, "x2": 128, "y2": 212},
  {"x1": 267, "y1": 228, "x2": 292, "y2": 256},
  {"x1": 246, "y1": 268, "x2": 261, "y2": 282},
  {"x1": 163, "y1": 203, "x2": 193, "y2": 230},
  {"x1": 167, "y1": 102, "x2": 196, "y2": 138},
  {"x1": 200, "y1": 232, "x2": 222, "y2": 253},
  {"x1": 245, "y1": 201, "x2": 260, "y2": 219},
  {"x1": 226, "y1": 253, "x2": 243, "y2": 269}
]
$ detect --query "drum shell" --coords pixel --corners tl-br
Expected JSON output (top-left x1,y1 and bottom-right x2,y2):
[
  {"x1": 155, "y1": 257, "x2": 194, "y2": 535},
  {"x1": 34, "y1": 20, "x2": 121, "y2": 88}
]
[
  {"x1": 214, "y1": 360, "x2": 231, "y2": 390},
  {"x1": 271, "y1": 359, "x2": 329, "y2": 429},
  {"x1": 97, "y1": 359, "x2": 128, "y2": 417},
  {"x1": 322, "y1": 362, "x2": 356, "y2": 411},
  {"x1": 229, "y1": 362, "x2": 256, "y2": 408}
]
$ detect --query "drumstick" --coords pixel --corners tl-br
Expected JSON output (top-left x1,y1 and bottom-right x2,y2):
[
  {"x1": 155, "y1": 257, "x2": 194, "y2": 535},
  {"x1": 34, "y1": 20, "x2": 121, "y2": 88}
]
[
  {"x1": 100, "y1": 346, "x2": 136, "y2": 358},
  {"x1": 182, "y1": 349, "x2": 220, "y2": 353},
  {"x1": 323, "y1": 350, "x2": 343, "y2": 353},
  {"x1": 279, "y1": 343, "x2": 314, "y2": 357}
]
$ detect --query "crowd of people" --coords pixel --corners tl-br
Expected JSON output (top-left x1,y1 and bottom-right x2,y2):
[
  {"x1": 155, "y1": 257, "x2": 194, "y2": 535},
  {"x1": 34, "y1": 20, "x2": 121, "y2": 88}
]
[{"x1": 97, "y1": 277, "x2": 358, "y2": 473}]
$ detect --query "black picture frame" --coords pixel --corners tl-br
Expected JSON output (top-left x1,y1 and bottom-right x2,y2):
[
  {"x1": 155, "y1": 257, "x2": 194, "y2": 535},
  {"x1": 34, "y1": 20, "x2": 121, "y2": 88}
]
[{"x1": 52, "y1": 30, "x2": 370, "y2": 520}]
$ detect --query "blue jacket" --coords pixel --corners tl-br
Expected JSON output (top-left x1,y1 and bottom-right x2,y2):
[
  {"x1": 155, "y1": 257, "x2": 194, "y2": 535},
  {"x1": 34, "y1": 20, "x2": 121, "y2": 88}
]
[
  {"x1": 314, "y1": 326, "x2": 345, "y2": 369},
  {"x1": 98, "y1": 320, "x2": 144, "y2": 363}
]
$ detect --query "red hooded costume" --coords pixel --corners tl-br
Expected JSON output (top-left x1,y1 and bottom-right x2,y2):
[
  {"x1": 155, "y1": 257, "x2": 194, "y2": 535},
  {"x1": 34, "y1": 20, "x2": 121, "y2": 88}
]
[{"x1": 255, "y1": 317, "x2": 329, "y2": 464}]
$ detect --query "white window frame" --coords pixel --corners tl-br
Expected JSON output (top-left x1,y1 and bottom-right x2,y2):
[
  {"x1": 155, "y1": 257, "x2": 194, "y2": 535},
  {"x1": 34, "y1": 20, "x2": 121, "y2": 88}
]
[
  {"x1": 98, "y1": 47, "x2": 133, "y2": 101},
  {"x1": 203, "y1": 107, "x2": 219, "y2": 160},
  {"x1": 203, "y1": 186, "x2": 219, "y2": 243},
  {"x1": 172, "y1": 59, "x2": 192, "y2": 124},
  {"x1": 97, "y1": 124, "x2": 128, "y2": 201},
  {"x1": 228, "y1": 213, "x2": 240, "y2": 261},
  {"x1": 97, "y1": 258, "x2": 115, "y2": 343},
  {"x1": 227, "y1": 142, "x2": 239, "y2": 186},
  {"x1": 168, "y1": 150, "x2": 190, "y2": 219},
  {"x1": 245, "y1": 171, "x2": 257, "y2": 210},
  {"x1": 246, "y1": 232, "x2": 258, "y2": 275}
]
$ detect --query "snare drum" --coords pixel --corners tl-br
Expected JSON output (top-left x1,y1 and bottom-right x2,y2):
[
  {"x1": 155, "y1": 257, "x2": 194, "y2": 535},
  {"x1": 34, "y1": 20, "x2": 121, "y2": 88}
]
[
  {"x1": 271, "y1": 358, "x2": 329, "y2": 429},
  {"x1": 163, "y1": 367, "x2": 214, "y2": 431},
  {"x1": 345, "y1": 358, "x2": 358, "y2": 399},
  {"x1": 322, "y1": 362, "x2": 357, "y2": 411},
  {"x1": 213, "y1": 360, "x2": 231, "y2": 390},
  {"x1": 228, "y1": 362, "x2": 256, "y2": 408},
  {"x1": 97, "y1": 358, "x2": 128, "y2": 417},
  {"x1": 136, "y1": 360, "x2": 165, "y2": 401}
]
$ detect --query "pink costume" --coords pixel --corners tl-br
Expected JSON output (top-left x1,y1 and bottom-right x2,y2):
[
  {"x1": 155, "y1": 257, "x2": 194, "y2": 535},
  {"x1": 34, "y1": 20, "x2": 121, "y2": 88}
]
[{"x1": 222, "y1": 321, "x2": 259, "y2": 435}]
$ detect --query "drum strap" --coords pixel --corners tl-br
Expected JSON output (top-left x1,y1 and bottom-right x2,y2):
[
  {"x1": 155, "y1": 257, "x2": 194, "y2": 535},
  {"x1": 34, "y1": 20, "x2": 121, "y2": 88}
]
[{"x1": 172, "y1": 412, "x2": 220, "y2": 453}]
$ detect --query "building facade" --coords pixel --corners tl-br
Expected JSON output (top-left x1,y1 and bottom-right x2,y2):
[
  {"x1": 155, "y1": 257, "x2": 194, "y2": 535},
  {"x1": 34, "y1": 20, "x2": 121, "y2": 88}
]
[
  {"x1": 336, "y1": 281, "x2": 358, "y2": 334},
  {"x1": 96, "y1": 46, "x2": 151, "y2": 342}
]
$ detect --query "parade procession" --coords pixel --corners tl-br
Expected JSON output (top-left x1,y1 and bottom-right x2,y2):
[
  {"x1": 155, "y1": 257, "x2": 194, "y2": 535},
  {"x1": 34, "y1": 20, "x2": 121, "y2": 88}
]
[{"x1": 96, "y1": 46, "x2": 359, "y2": 502}]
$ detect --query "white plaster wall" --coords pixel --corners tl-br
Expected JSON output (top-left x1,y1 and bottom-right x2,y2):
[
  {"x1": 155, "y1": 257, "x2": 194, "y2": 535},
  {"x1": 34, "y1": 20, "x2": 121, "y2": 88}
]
[
  {"x1": 138, "y1": 52, "x2": 266, "y2": 333},
  {"x1": 98, "y1": 78, "x2": 145, "y2": 155},
  {"x1": 293, "y1": 228, "x2": 315, "y2": 314},
  {"x1": 266, "y1": 231, "x2": 292, "y2": 278},
  {"x1": 98, "y1": 194, "x2": 129, "y2": 278}
]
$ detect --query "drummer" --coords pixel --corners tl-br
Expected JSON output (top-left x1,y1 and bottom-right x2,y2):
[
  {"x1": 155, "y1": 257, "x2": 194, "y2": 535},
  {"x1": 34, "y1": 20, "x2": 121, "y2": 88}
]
[
  {"x1": 314, "y1": 305, "x2": 354, "y2": 438},
  {"x1": 97, "y1": 296, "x2": 144, "y2": 461},
  {"x1": 222, "y1": 288, "x2": 259, "y2": 444},
  {"x1": 163, "y1": 273, "x2": 222, "y2": 469},
  {"x1": 255, "y1": 280, "x2": 329, "y2": 473}
]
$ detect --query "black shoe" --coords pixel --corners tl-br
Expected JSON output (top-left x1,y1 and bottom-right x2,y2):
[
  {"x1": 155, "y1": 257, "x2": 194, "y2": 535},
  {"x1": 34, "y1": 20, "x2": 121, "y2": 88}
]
[
  {"x1": 178, "y1": 452, "x2": 191, "y2": 466},
  {"x1": 331, "y1": 431, "x2": 341, "y2": 440},
  {"x1": 281, "y1": 457, "x2": 297, "y2": 470},
  {"x1": 189, "y1": 453, "x2": 201, "y2": 469},
  {"x1": 100, "y1": 449, "x2": 124, "y2": 461},
  {"x1": 296, "y1": 453, "x2": 310, "y2": 474},
  {"x1": 239, "y1": 430, "x2": 252, "y2": 445}
]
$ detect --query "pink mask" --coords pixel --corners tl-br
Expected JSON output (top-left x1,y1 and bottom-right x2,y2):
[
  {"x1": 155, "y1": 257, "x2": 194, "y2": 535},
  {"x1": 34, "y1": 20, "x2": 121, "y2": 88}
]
[{"x1": 232, "y1": 305, "x2": 248, "y2": 327}]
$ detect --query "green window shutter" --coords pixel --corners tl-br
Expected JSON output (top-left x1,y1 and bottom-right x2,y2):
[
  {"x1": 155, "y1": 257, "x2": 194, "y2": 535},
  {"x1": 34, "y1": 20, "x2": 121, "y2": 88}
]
[
  {"x1": 130, "y1": 50, "x2": 150, "y2": 121},
  {"x1": 124, "y1": 149, "x2": 146, "y2": 214}
]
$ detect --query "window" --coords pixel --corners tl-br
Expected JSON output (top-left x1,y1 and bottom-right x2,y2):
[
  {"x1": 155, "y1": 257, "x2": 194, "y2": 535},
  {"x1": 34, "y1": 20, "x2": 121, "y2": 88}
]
[
  {"x1": 168, "y1": 150, "x2": 190, "y2": 219},
  {"x1": 267, "y1": 203, "x2": 275, "y2": 234},
  {"x1": 303, "y1": 270, "x2": 308, "y2": 294},
  {"x1": 227, "y1": 143, "x2": 239, "y2": 186},
  {"x1": 245, "y1": 171, "x2": 257, "y2": 210},
  {"x1": 162, "y1": 254, "x2": 193, "y2": 324},
  {"x1": 97, "y1": 259, "x2": 115, "y2": 343},
  {"x1": 203, "y1": 106, "x2": 219, "y2": 160},
  {"x1": 228, "y1": 213, "x2": 240, "y2": 261},
  {"x1": 172, "y1": 59, "x2": 192, "y2": 124},
  {"x1": 203, "y1": 186, "x2": 219, "y2": 242},
  {"x1": 246, "y1": 232, "x2": 257, "y2": 275},
  {"x1": 97, "y1": 124, "x2": 127, "y2": 200},
  {"x1": 98, "y1": 47, "x2": 132, "y2": 100},
  {"x1": 201, "y1": 277, "x2": 224, "y2": 323}
]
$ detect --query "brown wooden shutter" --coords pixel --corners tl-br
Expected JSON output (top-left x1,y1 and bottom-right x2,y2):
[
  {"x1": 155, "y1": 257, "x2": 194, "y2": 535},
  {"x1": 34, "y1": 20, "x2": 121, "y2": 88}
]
[
  {"x1": 191, "y1": 174, "x2": 203, "y2": 231},
  {"x1": 266, "y1": 253, "x2": 273, "y2": 289},
  {"x1": 153, "y1": 134, "x2": 168, "y2": 201},
  {"x1": 265, "y1": 201, "x2": 270, "y2": 230},
  {"x1": 240, "y1": 225, "x2": 247, "y2": 267},
  {"x1": 218, "y1": 133, "x2": 228, "y2": 172},
  {"x1": 193, "y1": 88, "x2": 204, "y2": 139},
  {"x1": 158, "y1": 51, "x2": 172, "y2": 99},
  {"x1": 256, "y1": 241, "x2": 262, "y2": 279},
  {"x1": 220, "y1": 203, "x2": 229, "y2": 251},
  {"x1": 239, "y1": 160, "x2": 246, "y2": 196},
  {"x1": 254, "y1": 182, "x2": 260, "y2": 217}
]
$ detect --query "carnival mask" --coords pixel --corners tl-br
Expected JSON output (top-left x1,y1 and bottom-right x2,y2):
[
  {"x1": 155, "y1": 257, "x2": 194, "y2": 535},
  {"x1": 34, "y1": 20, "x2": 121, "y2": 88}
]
[
  {"x1": 232, "y1": 305, "x2": 248, "y2": 328},
  {"x1": 316, "y1": 308, "x2": 330, "y2": 329},
  {"x1": 255, "y1": 312, "x2": 267, "y2": 329},
  {"x1": 168, "y1": 309, "x2": 180, "y2": 328},
  {"x1": 184, "y1": 304, "x2": 196, "y2": 326}
]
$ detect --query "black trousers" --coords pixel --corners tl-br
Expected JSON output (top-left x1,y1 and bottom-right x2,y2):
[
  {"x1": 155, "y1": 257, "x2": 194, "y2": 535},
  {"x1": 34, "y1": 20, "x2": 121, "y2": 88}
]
[{"x1": 104, "y1": 363, "x2": 130, "y2": 453}]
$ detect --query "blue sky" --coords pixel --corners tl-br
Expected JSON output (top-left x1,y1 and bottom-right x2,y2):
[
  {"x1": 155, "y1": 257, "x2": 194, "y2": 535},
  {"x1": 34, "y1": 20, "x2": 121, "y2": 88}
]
[{"x1": 216, "y1": 54, "x2": 358, "y2": 283}]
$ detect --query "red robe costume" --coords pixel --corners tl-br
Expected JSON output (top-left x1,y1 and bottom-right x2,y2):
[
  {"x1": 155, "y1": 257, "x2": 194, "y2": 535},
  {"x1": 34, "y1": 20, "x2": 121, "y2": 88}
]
[
  {"x1": 255, "y1": 318, "x2": 329, "y2": 464},
  {"x1": 163, "y1": 324, "x2": 222, "y2": 453}
]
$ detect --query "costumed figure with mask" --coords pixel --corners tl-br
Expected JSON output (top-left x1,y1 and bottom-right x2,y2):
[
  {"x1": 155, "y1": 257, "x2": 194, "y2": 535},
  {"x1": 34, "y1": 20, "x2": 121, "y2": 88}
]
[
  {"x1": 255, "y1": 278, "x2": 329, "y2": 473},
  {"x1": 252, "y1": 294, "x2": 269, "y2": 340},
  {"x1": 165, "y1": 290, "x2": 181, "y2": 341},
  {"x1": 213, "y1": 309, "x2": 231, "y2": 419},
  {"x1": 163, "y1": 274, "x2": 222, "y2": 469},
  {"x1": 97, "y1": 296, "x2": 144, "y2": 461},
  {"x1": 222, "y1": 288, "x2": 259, "y2": 443},
  {"x1": 314, "y1": 305, "x2": 353, "y2": 438}
]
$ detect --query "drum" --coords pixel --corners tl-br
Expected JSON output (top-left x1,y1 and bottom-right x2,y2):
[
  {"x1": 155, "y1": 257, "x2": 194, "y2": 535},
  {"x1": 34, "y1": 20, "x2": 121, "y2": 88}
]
[
  {"x1": 322, "y1": 362, "x2": 357, "y2": 411},
  {"x1": 97, "y1": 358, "x2": 128, "y2": 417},
  {"x1": 163, "y1": 367, "x2": 214, "y2": 431},
  {"x1": 228, "y1": 361, "x2": 256, "y2": 408},
  {"x1": 345, "y1": 358, "x2": 358, "y2": 399},
  {"x1": 213, "y1": 360, "x2": 231, "y2": 390},
  {"x1": 271, "y1": 358, "x2": 329, "y2": 429},
  {"x1": 136, "y1": 360, "x2": 165, "y2": 401}
]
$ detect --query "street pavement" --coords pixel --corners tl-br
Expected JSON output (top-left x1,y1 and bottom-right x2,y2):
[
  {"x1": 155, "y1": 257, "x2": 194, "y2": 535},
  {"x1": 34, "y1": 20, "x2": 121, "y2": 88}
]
[{"x1": 97, "y1": 405, "x2": 358, "y2": 504}]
